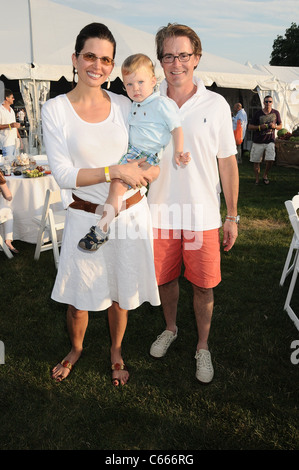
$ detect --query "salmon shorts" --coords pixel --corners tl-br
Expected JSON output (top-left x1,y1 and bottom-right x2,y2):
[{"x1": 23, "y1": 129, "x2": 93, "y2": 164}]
[{"x1": 153, "y1": 228, "x2": 221, "y2": 288}]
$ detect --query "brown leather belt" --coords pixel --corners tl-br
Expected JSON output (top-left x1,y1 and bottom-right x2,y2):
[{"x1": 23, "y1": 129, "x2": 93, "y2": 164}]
[{"x1": 69, "y1": 190, "x2": 143, "y2": 214}]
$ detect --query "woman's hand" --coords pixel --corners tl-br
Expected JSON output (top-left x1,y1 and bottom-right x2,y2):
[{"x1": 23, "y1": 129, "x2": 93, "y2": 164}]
[
  {"x1": 110, "y1": 158, "x2": 158, "y2": 189},
  {"x1": 137, "y1": 161, "x2": 160, "y2": 184}
]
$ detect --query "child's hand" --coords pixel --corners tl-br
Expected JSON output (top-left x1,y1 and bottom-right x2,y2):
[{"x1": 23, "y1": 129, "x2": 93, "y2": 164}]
[{"x1": 175, "y1": 151, "x2": 191, "y2": 166}]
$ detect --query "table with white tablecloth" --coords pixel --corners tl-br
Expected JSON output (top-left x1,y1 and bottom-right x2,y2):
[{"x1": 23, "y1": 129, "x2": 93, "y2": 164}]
[{"x1": 1, "y1": 162, "x2": 61, "y2": 244}]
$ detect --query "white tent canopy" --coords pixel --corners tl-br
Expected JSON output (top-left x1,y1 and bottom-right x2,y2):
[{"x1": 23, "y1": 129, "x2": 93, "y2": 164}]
[
  {"x1": 0, "y1": 0, "x2": 158, "y2": 82},
  {"x1": 0, "y1": 0, "x2": 160, "y2": 151},
  {"x1": 0, "y1": 0, "x2": 298, "y2": 144},
  {"x1": 1, "y1": 0, "x2": 273, "y2": 88},
  {"x1": 196, "y1": 52, "x2": 275, "y2": 91}
]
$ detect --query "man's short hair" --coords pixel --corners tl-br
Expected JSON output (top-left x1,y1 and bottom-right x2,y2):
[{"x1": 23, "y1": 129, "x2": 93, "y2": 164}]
[
  {"x1": 5, "y1": 89, "x2": 13, "y2": 99},
  {"x1": 156, "y1": 23, "x2": 202, "y2": 63}
]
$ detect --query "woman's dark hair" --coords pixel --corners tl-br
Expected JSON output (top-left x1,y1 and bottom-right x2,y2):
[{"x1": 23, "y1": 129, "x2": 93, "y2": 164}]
[
  {"x1": 75, "y1": 23, "x2": 116, "y2": 57},
  {"x1": 72, "y1": 23, "x2": 116, "y2": 85}
]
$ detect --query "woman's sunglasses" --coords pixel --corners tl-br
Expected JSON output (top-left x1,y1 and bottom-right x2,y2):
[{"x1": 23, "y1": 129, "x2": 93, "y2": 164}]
[{"x1": 77, "y1": 52, "x2": 114, "y2": 66}]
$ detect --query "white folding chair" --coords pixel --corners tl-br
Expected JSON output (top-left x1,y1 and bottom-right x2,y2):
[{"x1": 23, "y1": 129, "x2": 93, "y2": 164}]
[
  {"x1": 280, "y1": 196, "x2": 299, "y2": 286},
  {"x1": 282, "y1": 194, "x2": 299, "y2": 331},
  {"x1": 0, "y1": 215, "x2": 13, "y2": 259},
  {"x1": 33, "y1": 189, "x2": 66, "y2": 269}
]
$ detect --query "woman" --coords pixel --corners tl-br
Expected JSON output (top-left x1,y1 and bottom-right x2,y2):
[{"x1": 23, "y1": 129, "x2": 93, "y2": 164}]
[
  {"x1": 0, "y1": 171, "x2": 18, "y2": 254},
  {"x1": 42, "y1": 23, "x2": 160, "y2": 386}
]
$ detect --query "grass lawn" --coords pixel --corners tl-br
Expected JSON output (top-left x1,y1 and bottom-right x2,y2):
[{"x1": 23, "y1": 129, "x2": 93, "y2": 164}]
[{"x1": 0, "y1": 157, "x2": 298, "y2": 450}]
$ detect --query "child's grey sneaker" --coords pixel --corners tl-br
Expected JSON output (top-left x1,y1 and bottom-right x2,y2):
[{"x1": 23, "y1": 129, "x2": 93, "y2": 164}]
[{"x1": 78, "y1": 226, "x2": 110, "y2": 251}]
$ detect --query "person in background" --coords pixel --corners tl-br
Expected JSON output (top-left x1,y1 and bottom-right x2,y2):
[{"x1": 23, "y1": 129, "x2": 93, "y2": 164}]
[
  {"x1": 147, "y1": 23, "x2": 239, "y2": 384},
  {"x1": 0, "y1": 171, "x2": 18, "y2": 253},
  {"x1": 42, "y1": 23, "x2": 160, "y2": 386},
  {"x1": 0, "y1": 90, "x2": 22, "y2": 161},
  {"x1": 248, "y1": 95, "x2": 282, "y2": 185},
  {"x1": 232, "y1": 102, "x2": 247, "y2": 164},
  {"x1": 17, "y1": 108, "x2": 26, "y2": 124}
]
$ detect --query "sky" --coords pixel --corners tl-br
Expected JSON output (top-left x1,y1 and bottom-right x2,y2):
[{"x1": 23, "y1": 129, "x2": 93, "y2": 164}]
[{"x1": 52, "y1": 0, "x2": 299, "y2": 66}]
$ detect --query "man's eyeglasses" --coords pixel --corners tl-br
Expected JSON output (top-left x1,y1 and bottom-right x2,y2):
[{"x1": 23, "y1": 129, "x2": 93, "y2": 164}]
[
  {"x1": 264, "y1": 100, "x2": 272, "y2": 103},
  {"x1": 77, "y1": 52, "x2": 114, "y2": 66},
  {"x1": 161, "y1": 53, "x2": 194, "y2": 63}
]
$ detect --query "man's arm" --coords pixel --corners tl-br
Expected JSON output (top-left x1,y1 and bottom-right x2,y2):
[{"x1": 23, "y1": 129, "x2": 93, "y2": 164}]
[
  {"x1": 138, "y1": 161, "x2": 160, "y2": 183},
  {"x1": 218, "y1": 155, "x2": 239, "y2": 252}
]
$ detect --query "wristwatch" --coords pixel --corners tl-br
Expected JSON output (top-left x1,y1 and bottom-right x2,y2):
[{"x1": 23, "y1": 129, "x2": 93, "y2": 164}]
[{"x1": 225, "y1": 215, "x2": 240, "y2": 224}]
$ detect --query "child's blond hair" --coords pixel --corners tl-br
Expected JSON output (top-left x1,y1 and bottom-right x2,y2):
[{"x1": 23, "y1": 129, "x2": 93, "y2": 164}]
[{"x1": 121, "y1": 53, "x2": 155, "y2": 77}]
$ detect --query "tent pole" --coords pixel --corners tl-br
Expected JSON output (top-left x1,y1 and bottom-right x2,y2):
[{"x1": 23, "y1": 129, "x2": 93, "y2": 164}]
[
  {"x1": 27, "y1": 0, "x2": 39, "y2": 154},
  {"x1": 28, "y1": 0, "x2": 35, "y2": 67}
]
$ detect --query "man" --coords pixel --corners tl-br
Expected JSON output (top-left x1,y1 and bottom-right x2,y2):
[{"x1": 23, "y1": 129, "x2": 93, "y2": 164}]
[
  {"x1": 0, "y1": 89, "x2": 22, "y2": 160},
  {"x1": 248, "y1": 95, "x2": 282, "y2": 184},
  {"x1": 147, "y1": 24, "x2": 239, "y2": 384},
  {"x1": 232, "y1": 102, "x2": 247, "y2": 163}
]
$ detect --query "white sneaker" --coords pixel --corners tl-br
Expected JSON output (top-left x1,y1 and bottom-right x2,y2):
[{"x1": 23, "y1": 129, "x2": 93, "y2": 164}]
[
  {"x1": 195, "y1": 349, "x2": 214, "y2": 384},
  {"x1": 150, "y1": 328, "x2": 178, "y2": 358}
]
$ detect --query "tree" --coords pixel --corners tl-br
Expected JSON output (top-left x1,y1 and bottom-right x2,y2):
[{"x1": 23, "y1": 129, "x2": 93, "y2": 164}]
[{"x1": 270, "y1": 22, "x2": 299, "y2": 66}]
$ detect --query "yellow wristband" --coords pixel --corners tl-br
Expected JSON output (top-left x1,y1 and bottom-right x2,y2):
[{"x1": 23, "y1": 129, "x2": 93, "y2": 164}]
[
  {"x1": 8, "y1": 124, "x2": 11, "y2": 130},
  {"x1": 104, "y1": 166, "x2": 111, "y2": 183}
]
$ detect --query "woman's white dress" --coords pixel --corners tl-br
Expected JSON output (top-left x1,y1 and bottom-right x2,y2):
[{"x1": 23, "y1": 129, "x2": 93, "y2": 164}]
[{"x1": 41, "y1": 92, "x2": 160, "y2": 311}]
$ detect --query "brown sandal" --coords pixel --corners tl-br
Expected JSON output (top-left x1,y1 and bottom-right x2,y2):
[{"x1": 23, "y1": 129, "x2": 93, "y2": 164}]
[{"x1": 111, "y1": 362, "x2": 129, "y2": 387}]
